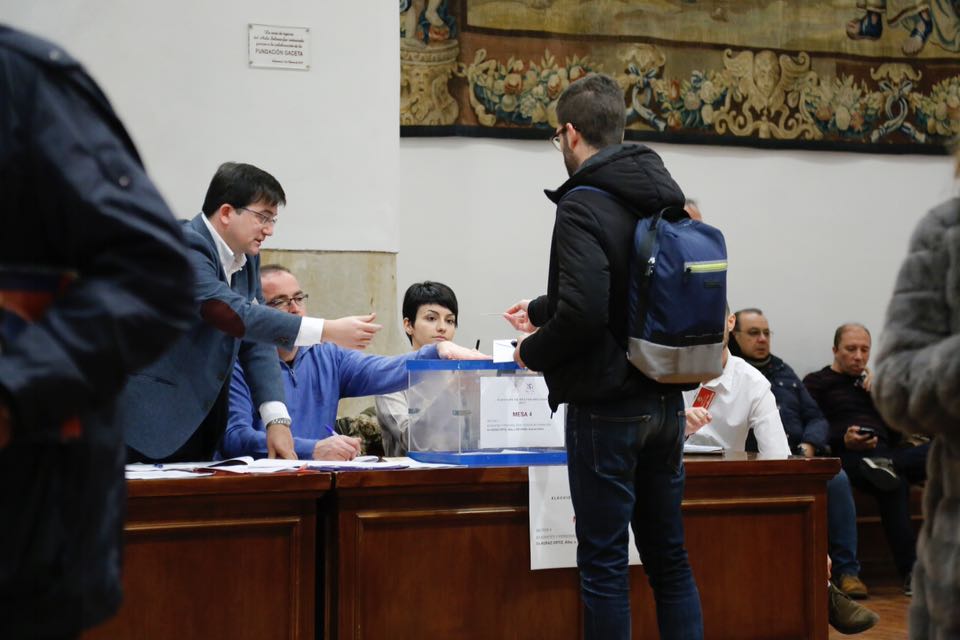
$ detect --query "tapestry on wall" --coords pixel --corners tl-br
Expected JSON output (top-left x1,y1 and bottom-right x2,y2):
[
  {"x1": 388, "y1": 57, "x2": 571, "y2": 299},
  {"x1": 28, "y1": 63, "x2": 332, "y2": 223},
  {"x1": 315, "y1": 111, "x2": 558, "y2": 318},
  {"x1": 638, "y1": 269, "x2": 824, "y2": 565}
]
[{"x1": 399, "y1": 0, "x2": 960, "y2": 153}]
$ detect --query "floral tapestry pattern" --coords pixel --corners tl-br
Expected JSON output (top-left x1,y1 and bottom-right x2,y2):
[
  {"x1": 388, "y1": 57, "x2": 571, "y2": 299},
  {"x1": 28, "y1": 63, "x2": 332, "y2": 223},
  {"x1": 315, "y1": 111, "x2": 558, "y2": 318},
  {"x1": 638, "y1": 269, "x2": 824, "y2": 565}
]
[{"x1": 400, "y1": 0, "x2": 960, "y2": 153}]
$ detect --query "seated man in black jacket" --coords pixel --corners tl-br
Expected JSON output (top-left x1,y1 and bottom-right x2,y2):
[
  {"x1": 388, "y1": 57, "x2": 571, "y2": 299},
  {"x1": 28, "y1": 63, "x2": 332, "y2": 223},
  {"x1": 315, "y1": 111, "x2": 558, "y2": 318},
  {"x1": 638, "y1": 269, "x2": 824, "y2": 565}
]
[
  {"x1": 804, "y1": 323, "x2": 930, "y2": 595},
  {"x1": 730, "y1": 309, "x2": 868, "y2": 599}
]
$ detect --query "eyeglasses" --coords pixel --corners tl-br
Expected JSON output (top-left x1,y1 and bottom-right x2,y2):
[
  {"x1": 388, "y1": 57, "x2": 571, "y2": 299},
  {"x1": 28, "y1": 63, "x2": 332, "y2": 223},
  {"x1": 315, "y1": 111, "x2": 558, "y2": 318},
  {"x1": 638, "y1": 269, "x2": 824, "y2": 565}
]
[
  {"x1": 551, "y1": 123, "x2": 578, "y2": 151},
  {"x1": 266, "y1": 293, "x2": 309, "y2": 309},
  {"x1": 236, "y1": 206, "x2": 279, "y2": 227},
  {"x1": 734, "y1": 329, "x2": 772, "y2": 339}
]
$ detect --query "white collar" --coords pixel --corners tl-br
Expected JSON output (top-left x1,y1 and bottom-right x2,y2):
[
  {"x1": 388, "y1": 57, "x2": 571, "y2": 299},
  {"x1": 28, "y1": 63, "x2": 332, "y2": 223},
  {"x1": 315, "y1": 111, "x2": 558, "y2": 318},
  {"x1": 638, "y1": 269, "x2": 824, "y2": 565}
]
[
  {"x1": 201, "y1": 213, "x2": 247, "y2": 279},
  {"x1": 703, "y1": 350, "x2": 739, "y2": 392}
]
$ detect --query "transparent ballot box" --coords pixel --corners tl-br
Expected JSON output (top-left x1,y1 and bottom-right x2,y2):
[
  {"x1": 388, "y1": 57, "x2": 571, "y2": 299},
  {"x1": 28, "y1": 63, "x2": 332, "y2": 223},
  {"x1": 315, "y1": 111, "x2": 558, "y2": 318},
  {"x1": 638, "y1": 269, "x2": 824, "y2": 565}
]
[{"x1": 405, "y1": 360, "x2": 566, "y2": 466}]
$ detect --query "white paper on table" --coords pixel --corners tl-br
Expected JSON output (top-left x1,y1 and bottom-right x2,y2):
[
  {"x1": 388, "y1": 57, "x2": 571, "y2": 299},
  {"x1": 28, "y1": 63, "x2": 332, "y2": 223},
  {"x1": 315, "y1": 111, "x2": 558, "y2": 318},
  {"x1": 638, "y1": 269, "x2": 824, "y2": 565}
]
[
  {"x1": 682, "y1": 443, "x2": 724, "y2": 455},
  {"x1": 303, "y1": 459, "x2": 409, "y2": 471},
  {"x1": 126, "y1": 470, "x2": 214, "y2": 480},
  {"x1": 206, "y1": 458, "x2": 304, "y2": 473},
  {"x1": 479, "y1": 376, "x2": 564, "y2": 449},
  {"x1": 394, "y1": 457, "x2": 459, "y2": 469},
  {"x1": 492, "y1": 339, "x2": 517, "y2": 363},
  {"x1": 528, "y1": 465, "x2": 641, "y2": 570},
  {"x1": 125, "y1": 456, "x2": 254, "y2": 473}
]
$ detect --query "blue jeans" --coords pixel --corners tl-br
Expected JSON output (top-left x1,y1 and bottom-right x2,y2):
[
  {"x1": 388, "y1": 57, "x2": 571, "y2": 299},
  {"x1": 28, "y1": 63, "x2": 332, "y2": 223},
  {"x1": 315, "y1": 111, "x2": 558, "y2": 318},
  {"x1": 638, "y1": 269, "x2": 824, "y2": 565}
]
[
  {"x1": 566, "y1": 392, "x2": 703, "y2": 640},
  {"x1": 827, "y1": 469, "x2": 861, "y2": 578}
]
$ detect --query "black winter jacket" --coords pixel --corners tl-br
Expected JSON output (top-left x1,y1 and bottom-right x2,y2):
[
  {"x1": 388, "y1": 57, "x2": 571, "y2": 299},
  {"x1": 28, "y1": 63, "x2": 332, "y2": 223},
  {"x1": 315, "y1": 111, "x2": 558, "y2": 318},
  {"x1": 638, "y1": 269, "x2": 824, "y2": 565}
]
[
  {"x1": 519, "y1": 143, "x2": 685, "y2": 410},
  {"x1": 736, "y1": 352, "x2": 830, "y2": 452}
]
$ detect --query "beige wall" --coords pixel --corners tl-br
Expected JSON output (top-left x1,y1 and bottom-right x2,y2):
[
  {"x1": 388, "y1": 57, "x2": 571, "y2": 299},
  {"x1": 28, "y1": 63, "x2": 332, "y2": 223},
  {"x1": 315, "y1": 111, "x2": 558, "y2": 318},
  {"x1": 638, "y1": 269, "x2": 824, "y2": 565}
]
[{"x1": 260, "y1": 249, "x2": 408, "y2": 416}]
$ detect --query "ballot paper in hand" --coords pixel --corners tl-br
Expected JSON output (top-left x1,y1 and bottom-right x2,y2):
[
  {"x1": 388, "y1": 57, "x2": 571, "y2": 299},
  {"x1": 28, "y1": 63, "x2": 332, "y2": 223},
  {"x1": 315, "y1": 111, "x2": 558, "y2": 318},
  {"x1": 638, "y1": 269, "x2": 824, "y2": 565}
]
[{"x1": 492, "y1": 338, "x2": 517, "y2": 363}]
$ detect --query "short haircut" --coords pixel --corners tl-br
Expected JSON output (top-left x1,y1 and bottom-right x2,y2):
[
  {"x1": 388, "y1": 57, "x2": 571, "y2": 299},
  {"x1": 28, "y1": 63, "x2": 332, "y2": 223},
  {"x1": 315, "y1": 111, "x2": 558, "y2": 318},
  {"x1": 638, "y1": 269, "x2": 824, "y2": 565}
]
[
  {"x1": 260, "y1": 264, "x2": 292, "y2": 278},
  {"x1": 733, "y1": 307, "x2": 764, "y2": 331},
  {"x1": 202, "y1": 162, "x2": 286, "y2": 216},
  {"x1": 402, "y1": 281, "x2": 459, "y2": 344},
  {"x1": 833, "y1": 323, "x2": 871, "y2": 348},
  {"x1": 556, "y1": 73, "x2": 625, "y2": 150}
]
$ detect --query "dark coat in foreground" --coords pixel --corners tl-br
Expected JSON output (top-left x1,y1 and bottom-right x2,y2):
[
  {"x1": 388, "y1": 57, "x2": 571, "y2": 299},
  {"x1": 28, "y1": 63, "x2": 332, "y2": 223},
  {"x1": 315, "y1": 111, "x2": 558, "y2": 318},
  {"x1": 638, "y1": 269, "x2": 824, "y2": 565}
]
[{"x1": 0, "y1": 26, "x2": 193, "y2": 636}]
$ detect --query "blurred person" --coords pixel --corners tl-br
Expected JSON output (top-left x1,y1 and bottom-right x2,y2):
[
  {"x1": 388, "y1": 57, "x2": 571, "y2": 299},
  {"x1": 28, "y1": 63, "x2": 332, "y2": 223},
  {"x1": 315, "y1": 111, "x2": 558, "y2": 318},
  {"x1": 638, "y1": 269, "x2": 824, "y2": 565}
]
[
  {"x1": 873, "y1": 180, "x2": 960, "y2": 636},
  {"x1": 0, "y1": 25, "x2": 193, "y2": 637}
]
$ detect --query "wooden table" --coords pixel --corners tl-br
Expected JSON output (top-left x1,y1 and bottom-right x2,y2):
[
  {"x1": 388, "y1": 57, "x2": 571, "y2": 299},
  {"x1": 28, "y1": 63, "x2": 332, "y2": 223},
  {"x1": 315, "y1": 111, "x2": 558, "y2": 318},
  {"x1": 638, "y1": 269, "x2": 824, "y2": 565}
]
[
  {"x1": 81, "y1": 454, "x2": 837, "y2": 640},
  {"x1": 326, "y1": 453, "x2": 839, "y2": 640},
  {"x1": 83, "y1": 472, "x2": 331, "y2": 640}
]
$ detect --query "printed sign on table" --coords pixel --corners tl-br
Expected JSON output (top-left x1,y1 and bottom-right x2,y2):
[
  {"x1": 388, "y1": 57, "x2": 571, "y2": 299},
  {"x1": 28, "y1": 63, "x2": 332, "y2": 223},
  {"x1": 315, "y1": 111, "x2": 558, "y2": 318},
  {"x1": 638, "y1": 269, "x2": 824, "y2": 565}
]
[
  {"x1": 529, "y1": 465, "x2": 641, "y2": 570},
  {"x1": 479, "y1": 376, "x2": 563, "y2": 449}
]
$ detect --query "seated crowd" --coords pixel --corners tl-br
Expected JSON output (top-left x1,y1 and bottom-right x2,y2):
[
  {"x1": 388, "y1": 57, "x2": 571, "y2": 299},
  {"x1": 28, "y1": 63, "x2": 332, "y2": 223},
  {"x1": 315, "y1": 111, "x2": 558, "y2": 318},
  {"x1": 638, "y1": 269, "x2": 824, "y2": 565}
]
[{"x1": 684, "y1": 307, "x2": 930, "y2": 633}]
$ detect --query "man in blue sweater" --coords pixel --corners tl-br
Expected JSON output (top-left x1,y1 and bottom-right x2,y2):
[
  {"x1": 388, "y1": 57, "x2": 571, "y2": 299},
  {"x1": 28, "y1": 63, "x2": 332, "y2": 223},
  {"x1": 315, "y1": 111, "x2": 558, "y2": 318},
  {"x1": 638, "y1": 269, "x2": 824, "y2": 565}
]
[{"x1": 222, "y1": 265, "x2": 485, "y2": 459}]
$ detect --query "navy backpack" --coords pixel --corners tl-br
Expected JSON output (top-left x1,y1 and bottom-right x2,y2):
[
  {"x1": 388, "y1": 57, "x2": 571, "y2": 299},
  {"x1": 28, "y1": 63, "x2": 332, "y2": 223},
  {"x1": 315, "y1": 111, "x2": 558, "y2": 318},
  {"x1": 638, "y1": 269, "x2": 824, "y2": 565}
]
[{"x1": 564, "y1": 186, "x2": 728, "y2": 384}]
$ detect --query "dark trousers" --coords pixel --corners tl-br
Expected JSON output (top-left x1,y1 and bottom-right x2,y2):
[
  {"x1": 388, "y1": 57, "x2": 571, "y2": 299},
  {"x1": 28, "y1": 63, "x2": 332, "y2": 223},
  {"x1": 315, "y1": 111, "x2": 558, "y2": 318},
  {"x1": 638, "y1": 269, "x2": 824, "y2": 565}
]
[
  {"x1": 839, "y1": 442, "x2": 930, "y2": 577},
  {"x1": 566, "y1": 392, "x2": 703, "y2": 640},
  {"x1": 126, "y1": 381, "x2": 230, "y2": 464}
]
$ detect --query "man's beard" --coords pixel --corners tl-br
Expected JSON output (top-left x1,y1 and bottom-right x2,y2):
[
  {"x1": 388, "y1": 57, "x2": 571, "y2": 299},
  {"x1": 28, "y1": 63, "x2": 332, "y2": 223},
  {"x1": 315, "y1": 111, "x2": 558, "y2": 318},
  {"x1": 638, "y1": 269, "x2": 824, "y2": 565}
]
[{"x1": 562, "y1": 147, "x2": 578, "y2": 177}]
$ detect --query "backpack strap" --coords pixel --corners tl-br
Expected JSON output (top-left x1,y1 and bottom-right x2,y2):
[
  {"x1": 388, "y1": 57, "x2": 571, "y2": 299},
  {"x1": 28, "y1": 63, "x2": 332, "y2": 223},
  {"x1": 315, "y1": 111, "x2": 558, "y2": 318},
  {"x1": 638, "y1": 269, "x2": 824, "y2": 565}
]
[{"x1": 561, "y1": 186, "x2": 685, "y2": 344}]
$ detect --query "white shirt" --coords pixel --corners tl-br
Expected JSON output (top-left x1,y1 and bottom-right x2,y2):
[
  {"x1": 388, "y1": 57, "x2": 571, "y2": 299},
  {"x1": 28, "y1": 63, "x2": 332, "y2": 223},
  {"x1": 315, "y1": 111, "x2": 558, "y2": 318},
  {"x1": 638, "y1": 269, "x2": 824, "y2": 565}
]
[
  {"x1": 683, "y1": 354, "x2": 790, "y2": 458},
  {"x1": 200, "y1": 213, "x2": 330, "y2": 428},
  {"x1": 200, "y1": 213, "x2": 324, "y2": 347},
  {"x1": 201, "y1": 212, "x2": 246, "y2": 279}
]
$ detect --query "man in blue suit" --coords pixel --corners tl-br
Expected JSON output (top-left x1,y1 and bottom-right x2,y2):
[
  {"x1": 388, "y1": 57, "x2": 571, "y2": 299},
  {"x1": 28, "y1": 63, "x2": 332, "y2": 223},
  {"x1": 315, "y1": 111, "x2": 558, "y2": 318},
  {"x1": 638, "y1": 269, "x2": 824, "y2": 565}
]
[{"x1": 121, "y1": 162, "x2": 382, "y2": 463}]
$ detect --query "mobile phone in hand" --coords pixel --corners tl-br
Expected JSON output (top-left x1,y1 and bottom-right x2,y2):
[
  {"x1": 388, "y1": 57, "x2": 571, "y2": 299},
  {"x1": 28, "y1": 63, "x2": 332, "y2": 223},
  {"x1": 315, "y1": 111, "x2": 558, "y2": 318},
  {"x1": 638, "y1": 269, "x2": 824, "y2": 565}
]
[{"x1": 856, "y1": 426, "x2": 878, "y2": 438}]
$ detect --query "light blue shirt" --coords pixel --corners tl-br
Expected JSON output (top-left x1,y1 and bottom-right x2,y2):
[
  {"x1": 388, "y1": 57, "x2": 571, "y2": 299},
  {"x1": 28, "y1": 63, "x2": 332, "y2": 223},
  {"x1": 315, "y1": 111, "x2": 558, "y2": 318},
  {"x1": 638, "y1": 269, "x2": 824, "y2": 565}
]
[{"x1": 222, "y1": 342, "x2": 440, "y2": 459}]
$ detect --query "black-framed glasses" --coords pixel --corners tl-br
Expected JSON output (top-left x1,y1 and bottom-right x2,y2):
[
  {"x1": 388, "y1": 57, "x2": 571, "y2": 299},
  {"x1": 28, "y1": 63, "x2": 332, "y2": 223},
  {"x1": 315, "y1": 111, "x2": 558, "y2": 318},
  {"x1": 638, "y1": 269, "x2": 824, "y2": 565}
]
[
  {"x1": 734, "y1": 328, "x2": 772, "y2": 339},
  {"x1": 236, "y1": 206, "x2": 279, "y2": 227},
  {"x1": 267, "y1": 293, "x2": 309, "y2": 309},
  {"x1": 551, "y1": 123, "x2": 579, "y2": 150}
]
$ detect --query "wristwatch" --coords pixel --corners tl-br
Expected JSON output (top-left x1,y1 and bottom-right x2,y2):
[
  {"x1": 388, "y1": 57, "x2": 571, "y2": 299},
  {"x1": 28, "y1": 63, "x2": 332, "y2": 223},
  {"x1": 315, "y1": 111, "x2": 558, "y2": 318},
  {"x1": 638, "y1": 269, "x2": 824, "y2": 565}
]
[{"x1": 267, "y1": 417, "x2": 292, "y2": 428}]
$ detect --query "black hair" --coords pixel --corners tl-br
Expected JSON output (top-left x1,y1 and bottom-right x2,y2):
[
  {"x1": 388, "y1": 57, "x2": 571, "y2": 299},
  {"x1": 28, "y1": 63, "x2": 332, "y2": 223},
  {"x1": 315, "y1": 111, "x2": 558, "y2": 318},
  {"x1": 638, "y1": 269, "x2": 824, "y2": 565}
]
[
  {"x1": 402, "y1": 281, "x2": 458, "y2": 344},
  {"x1": 202, "y1": 162, "x2": 286, "y2": 216},
  {"x1": 556, "y1": 73, "x2": 625, "y2": 150}
]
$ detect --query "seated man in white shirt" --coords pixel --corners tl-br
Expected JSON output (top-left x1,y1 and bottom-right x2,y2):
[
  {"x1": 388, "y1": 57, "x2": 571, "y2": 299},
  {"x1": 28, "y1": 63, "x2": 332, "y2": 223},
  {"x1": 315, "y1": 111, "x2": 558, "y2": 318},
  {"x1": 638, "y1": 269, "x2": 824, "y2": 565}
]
[
  {"x1": 683, "y1": 309, "x2": 879, "y2": 634},
  {"x1": 683, "y1": 310, "x2": 790, "y2": 457}
]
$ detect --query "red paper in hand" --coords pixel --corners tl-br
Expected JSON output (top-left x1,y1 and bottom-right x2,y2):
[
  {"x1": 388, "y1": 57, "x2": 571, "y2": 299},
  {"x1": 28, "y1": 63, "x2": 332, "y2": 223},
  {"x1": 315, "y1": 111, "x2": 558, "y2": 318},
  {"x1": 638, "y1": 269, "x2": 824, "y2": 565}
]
[{"x1": 692, "y1": 387, "x2": 716, "y2": 410}]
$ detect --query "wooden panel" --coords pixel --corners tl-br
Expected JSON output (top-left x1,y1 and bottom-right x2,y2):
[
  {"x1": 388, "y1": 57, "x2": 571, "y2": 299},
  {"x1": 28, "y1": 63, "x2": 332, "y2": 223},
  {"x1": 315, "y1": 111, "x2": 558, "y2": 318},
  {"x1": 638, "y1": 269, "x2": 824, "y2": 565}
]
[
  {"x1": 83, "y1": 473, "x2": 330, "y2": 640},
  {"x1": 673, "y1": 497, "x2": 818, "y2": 640},
  {"x1": 350, "y1": 507, "x2": 579, "y2": 639},
  {"x1": 328, "y1": 455, "x2": 837, "y2": 640}
]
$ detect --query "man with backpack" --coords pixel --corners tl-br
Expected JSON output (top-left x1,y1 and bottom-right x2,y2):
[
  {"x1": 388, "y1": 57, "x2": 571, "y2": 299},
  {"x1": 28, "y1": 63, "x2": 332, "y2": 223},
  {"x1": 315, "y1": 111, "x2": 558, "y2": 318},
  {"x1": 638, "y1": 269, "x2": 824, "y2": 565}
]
[{"x1": 503, "y1": 73, "x2": 704, "y2": 640}]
